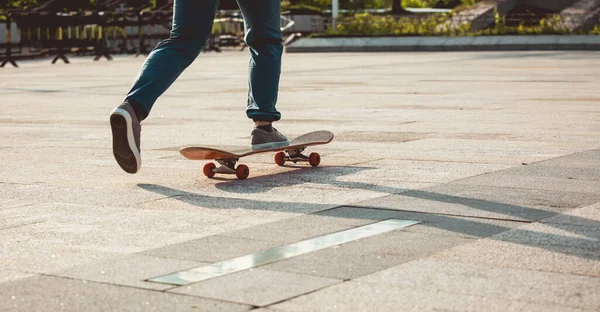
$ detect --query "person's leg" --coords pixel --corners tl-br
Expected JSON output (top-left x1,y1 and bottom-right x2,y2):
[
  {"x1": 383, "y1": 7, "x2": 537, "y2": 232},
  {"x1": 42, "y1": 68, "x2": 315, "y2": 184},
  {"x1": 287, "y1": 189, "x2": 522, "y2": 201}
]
[
  {"x1": 111, "y1": 0, "x2": 219, "y2": 174},
  {"x1": 125, "y1": 0, "x2": 220, "y2": 119},
  {"x1": 237, "y1": 0, "x2": 288, "y2": 150}
]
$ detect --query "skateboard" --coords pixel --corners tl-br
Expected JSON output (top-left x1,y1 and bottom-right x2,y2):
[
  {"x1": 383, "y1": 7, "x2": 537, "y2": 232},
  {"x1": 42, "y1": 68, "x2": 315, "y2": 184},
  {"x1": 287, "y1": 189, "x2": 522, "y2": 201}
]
[{"x1": 180, "y1": 130, "x2": 334, "y2": 180}]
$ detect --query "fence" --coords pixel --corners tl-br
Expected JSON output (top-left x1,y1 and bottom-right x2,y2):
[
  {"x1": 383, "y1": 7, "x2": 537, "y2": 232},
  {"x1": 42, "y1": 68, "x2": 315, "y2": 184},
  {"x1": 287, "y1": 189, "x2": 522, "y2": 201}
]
[{"x1": 0, "y1": 8, "x2": 300, "y2": 67}]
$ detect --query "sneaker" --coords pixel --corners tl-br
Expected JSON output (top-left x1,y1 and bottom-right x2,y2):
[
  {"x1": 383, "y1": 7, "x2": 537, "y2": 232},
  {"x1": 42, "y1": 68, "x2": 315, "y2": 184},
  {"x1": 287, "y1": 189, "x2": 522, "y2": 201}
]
[
  {"x1": 251, "y1": 127, "x2": 289, "y2": 150},
  {"x1": 110, "y1": 102, "x2": 141, "y2": 174}
]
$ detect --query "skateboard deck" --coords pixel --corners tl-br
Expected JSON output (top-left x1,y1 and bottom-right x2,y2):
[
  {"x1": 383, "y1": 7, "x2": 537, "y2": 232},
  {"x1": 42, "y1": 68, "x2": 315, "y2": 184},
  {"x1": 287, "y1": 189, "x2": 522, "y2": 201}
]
[{"x1": 180, "y1": 130, "x2": 334, "y2": 179}]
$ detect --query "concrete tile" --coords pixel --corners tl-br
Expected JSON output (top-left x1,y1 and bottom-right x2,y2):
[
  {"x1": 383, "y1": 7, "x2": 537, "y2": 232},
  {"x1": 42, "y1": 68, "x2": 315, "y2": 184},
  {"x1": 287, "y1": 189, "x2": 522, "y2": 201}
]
[
  {"x1": 0, "y1": 183, "x2": 170, "y2": 208},
  {"x1": 262, "y1": 246, "x2": 410, "y2": 280},
  {"x1": 1, "y1": 238, "x2": 121, "y2": 273},
  {"x1": 533, "y1": 149, "x2": 600, "y2": 168},
  {"x1": 263, "y1": 230, "x2": 474, "y2": 280},
  {"x1": 429, "y1": 236, "x2": 600, "y2": 277},
  {"x1": 490, "y1": 221, "x2": 600, "y2": 258},
  {"x1": 329, "y1": 138, "x2": 589, "y2": 165},
  {"x1": 271, "y1": 280, "x2": 581, "y2": 312},
  {"x1": 356, "y1": 183, "x2": 600, "y2": 221},
  {"x1": 331, "y1": 159, "x2": 511, "y2": 184},
  {"x1": 0, "y1": 211, "x2": 216, "y2": 253},
  {"x1": 541, "y1": 203, "x2": 600, "y2": 226},
  {"x1": 141, "y1": 235, "x2": 281, "y2": 263},
  {"x1": 314, "y1": 207, "x2": 524, "y2": 239},
  {"x1": 220, "y1": 214, "x2": 374, "y2": 244},
  {"x1": 359, "y1": 260, "x2": 600, "y2": 309},
  {"x1": 0, "y1": 275, "x2": 250, "y2": 312},
  {"x1": 137, "y1": 180, "x2": 384, "y2": 214},
  {"x1": 169, "y1": 268, "x2": 340, "y2": 307},
  {"x1": 3, "y1": 51, "x2": 600, "y2": 310},
  {"x1": 56, "y1": 254, "x2": 207, "y2": 290},
  {"x1": 508, "y1": 163, "x2": 600, "y2": 181},
  {"x1": 0, "y1": 270, "x2": 36, "y2": 284},
  {"x1": 460, "y1": 172, "x2": 600, "y2": 194}
]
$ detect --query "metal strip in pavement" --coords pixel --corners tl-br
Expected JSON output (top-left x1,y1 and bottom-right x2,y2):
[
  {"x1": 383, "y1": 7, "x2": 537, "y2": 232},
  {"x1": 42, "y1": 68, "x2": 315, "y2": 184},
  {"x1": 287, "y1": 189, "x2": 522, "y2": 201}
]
[{"x1": 147, "y1": 219, "x2": 420, "y2": 286}]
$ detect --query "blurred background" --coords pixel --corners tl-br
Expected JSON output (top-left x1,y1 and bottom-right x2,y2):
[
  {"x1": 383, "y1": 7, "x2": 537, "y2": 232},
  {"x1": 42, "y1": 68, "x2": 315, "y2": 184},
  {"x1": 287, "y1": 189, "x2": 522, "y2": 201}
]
[{"x1": 1, "y1": 0, "x2": 599, "y2": 66}]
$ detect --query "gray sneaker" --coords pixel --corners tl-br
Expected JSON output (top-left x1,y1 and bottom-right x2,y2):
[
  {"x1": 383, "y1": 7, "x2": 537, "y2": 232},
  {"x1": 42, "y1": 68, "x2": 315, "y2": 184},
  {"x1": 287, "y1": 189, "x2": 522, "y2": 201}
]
[
  {"x1": 251, "y1": 127, "x2": 289, "y2": 150},
  {"x1": 110, "y1": 102, "x2": 141, "y2": 174}
]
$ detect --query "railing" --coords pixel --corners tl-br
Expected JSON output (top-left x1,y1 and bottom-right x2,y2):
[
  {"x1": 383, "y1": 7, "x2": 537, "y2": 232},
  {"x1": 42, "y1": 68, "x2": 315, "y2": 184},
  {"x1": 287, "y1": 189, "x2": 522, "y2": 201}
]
[
  {"x1": 0, "y1": 7, "x2": 174, "y2": 67},
  {"x1": 1, "y1": 7, "x2": 301, "y2": 67}
]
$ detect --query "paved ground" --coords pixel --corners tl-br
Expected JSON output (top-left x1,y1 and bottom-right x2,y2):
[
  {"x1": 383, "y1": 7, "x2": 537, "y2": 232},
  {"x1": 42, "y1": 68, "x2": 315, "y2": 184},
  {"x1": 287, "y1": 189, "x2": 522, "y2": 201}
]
[{"x1": 1, "y1": 50, "x2": 599, "y2": 311}]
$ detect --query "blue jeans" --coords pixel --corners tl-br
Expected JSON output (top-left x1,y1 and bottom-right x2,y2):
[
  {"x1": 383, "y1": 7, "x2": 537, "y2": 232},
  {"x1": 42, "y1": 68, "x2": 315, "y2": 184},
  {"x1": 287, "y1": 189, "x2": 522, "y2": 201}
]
[{"x1": 125, "y1": 0, "x2": 283, "y2": 122}]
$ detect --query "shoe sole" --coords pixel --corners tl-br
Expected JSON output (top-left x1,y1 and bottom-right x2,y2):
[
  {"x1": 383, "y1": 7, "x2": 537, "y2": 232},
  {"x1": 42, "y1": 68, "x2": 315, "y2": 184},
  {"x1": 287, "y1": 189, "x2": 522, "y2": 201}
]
[
  {"x1": 252, "y1": 140, "x2": 290, "y2": 151},
  {"x1": 110, "y1": 108, "x2": 141, "y2": 174}
]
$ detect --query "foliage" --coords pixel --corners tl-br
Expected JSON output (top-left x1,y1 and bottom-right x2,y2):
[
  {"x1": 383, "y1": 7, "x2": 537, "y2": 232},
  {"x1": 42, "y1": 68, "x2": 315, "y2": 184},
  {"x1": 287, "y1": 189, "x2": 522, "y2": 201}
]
[
  {"x1": 401, "y1": 0, "x2": 440, "y2": 8},
  {"x1": 1, "y1": 0, "x2": 40, "y2": 10},
  {"x1": 473, "y1": 10, "x2": 572, "y2": 36},
  {"x1": 328, "y1": 12, "x2": 467, "y2": 36},
  {"x1": 590, "y1": 19, "x2": 600, "y2": 35},
  {"x1": 284, "y1": 0, "x2": 393, "y2": 10},
  {"x1": 323, "y1": 12, "x2": 599, "y2": 36}
]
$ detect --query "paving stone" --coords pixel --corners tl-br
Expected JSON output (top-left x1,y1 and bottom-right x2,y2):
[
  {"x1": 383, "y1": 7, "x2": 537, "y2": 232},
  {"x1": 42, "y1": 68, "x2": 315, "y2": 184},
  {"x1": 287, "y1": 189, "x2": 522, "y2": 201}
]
[
  {"x1": 532, "y1": 149, "x2": 600, "y2": 168},
  {"x1": 0, "y1": 183, "x2": 170, "y2": 208},
  {"x1": 169, "y1": 268, "x2": 340, "y2": 307},
  {"x1": 57, "y1": 254, "x2": 207, "y2": 290},
  {"x1": 136, "y1": 180, "x2": 384, "y2": 214},
  {"x1": 1, "y1": 238, "x2": 121, "y2": 273},
  {"x1": 270, "y1": 280, "x2": 581, "y2": 312},
  {"x1": 541, "y1": 203, "x2": 600, "y2": 227},
  {"x1": 460, "y1": 172, "x2": 600, "y2": 194},
  {"x1": 0, "y1": 270, "x2": 36, "y2": 284},
  {"x1": 505, "y1": 164, "x2": 600, "y2": 181},
  {"x1": 2, "y1": 51, "x2": 600, "y2": 310},
  {"x1": 358, "y1": 260, "x2": 600, "y2": 309},
  {"x1": 329, "y1": 158, "x2": 511, "y2": 184},
  {"x1": 141, "y1": 235, "x2": 281, "y2": 263},
  {"x1": 328, "y1": 138, "x2": 590, "y2": 165},
  {"x1": 429, "y1": 234, "x2": 600, "y2": 277},
  {"x1": 263, "y1": 230, "x2": 475, "y2": 280},
  {"x1": 0, "y1": 275, "x2": 250, "y2": 312},
  {"x1": 262, "y1": 248, "x2": 410, "y2": 280},
  {"x1": 0, "y1": 204, "x2": 230, "y2": 252},
  {"x1": 314, "y1": 206, "x2": 524, "y2": 239},
  {"x1": 488, "y1": 221, "x2": 600, "y2": 260},
  {"x1": 219, "y1": 213, "x2": 374, "y2": 244},
  {"x1": 356, "y1": 184, "x2": 600, "y2": 221}
]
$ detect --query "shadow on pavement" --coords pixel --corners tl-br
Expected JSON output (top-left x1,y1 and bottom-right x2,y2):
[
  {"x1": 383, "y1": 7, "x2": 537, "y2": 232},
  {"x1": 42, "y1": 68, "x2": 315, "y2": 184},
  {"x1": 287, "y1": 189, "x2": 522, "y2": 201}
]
[{"x1": 138, "y1": 164, "x2": 600, "y2": 261}]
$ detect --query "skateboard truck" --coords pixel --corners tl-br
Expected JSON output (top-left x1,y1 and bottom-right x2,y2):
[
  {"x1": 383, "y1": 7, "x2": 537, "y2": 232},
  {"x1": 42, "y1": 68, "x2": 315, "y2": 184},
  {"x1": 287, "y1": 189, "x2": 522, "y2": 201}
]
[
  {"x1": 204, "y1": 159, "x2": 250, "y2": 180},
  {"x1": 275, "y1": 148, "x2": 320, "y2": 167}
]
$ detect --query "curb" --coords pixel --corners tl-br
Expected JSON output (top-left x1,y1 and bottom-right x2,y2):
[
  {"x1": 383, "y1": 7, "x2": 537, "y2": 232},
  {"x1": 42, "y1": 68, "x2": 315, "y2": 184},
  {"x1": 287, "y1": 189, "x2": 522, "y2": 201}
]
[{"x1": 286, "y1": 35, "x2": 600, "y2": 52}]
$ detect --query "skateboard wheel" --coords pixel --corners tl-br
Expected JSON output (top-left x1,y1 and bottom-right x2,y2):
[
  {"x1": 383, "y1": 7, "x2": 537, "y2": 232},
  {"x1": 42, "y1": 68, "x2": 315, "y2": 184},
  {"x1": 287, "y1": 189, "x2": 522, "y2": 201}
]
[
  {"x1": 309, "y1": 152, "x2": 320, "y2": 167},
  {"x1": 274, "y1": 152, "x2": 286, "y2": 166},
  {"x1": 203, "y1": 162, "x2": 216, "y2": 178},
  {"x1": 236, "y1": 164, "x2": 250, "y2": 180}
]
